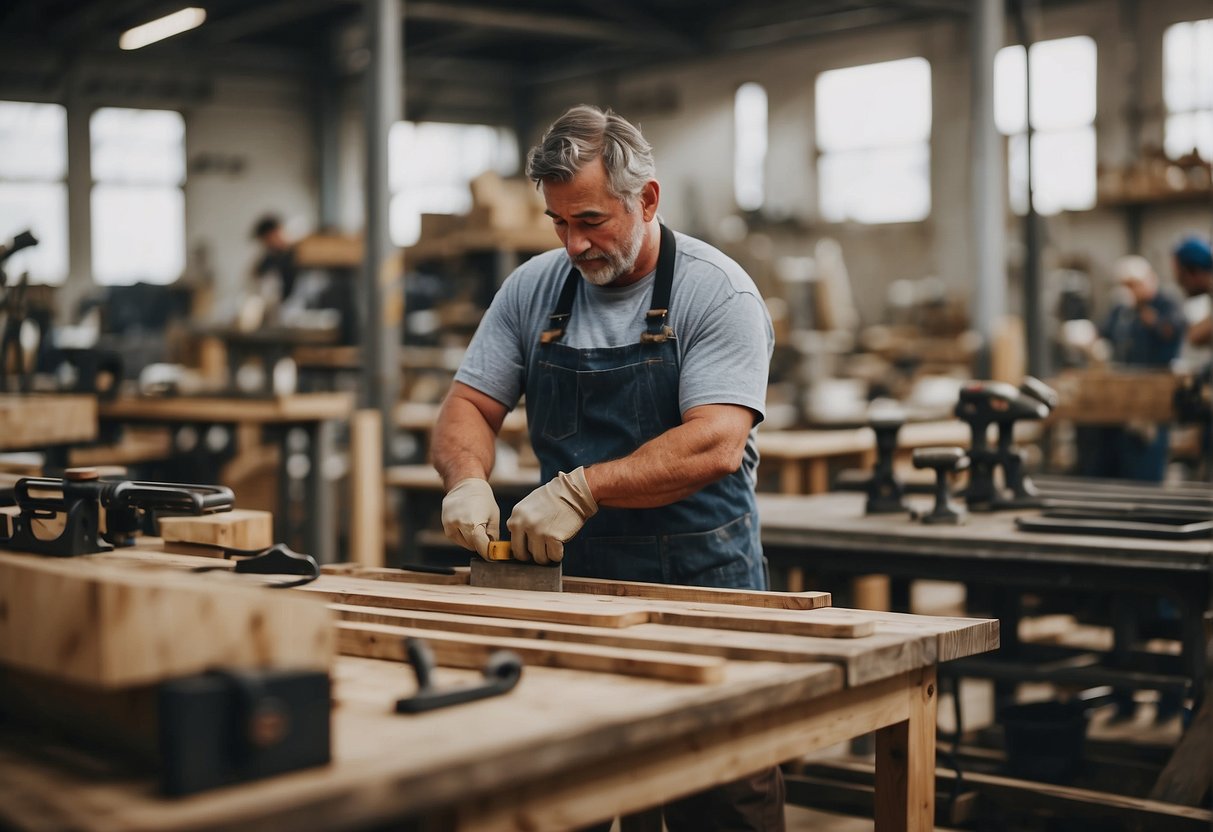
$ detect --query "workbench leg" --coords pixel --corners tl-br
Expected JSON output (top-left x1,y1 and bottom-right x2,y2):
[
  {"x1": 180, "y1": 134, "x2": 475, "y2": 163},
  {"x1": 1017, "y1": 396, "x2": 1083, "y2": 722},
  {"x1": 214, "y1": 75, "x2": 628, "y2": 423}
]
[
  {"x1": 875, "y1": 666, "x2": 936, "y2": 832},
  {"x1": 305, "y1": 419, "x2": 336, "y2": 564}
]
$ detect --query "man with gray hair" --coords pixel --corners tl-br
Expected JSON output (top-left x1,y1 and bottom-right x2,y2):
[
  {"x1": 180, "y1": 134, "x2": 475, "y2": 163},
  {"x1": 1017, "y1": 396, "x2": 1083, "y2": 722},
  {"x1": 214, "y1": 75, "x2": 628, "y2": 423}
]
[{"x1": 431, "y1": 105, "x2": 782, "y2": 830}]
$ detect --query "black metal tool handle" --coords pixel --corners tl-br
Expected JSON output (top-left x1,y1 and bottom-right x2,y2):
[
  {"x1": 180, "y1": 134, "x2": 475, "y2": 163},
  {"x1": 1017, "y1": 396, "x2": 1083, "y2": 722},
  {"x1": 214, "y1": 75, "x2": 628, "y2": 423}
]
[
  {"x1": 395, "y1": 637, "x2": 522, "y2": 714},
  {"x1": 105, "y1": 481, "x2": 234, "y2": 514}
]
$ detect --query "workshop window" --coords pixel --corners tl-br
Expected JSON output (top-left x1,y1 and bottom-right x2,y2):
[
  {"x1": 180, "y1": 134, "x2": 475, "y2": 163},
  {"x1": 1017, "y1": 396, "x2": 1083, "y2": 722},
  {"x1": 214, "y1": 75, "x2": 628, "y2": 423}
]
[
  {"x1": 90, "y1": 107, "x2": 186, "y2": 285},
  {"x1": 815, "y1": 57, "x2": 932, "y2": 224},
  {"x1": 1164, "y1": 18, "x2": 1213, "y2": 160},
  {"x1": 389, "y1": 122, "x2": 518, "y2": 247},
  {"x1": 734, "y1": 82, "x2": 767, "y2": 212},
  {"x1": 995, "y1": 35, "x2": 1097, "y2": 216},
  {"x1": 0, "y1": 101, "x2": 68, "y2": 284}
]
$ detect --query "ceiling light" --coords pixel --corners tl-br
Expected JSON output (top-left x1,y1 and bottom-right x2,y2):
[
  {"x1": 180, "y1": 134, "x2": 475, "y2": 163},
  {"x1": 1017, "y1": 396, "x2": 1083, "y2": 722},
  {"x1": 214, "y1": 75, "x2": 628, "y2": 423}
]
[{"x1": 119, "y1": 7, "x2": 207, "y2": 50}]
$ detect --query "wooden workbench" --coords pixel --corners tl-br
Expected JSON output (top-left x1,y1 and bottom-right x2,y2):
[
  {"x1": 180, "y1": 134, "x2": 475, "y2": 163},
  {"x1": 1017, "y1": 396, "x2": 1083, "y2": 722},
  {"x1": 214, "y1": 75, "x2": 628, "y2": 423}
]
[
  {"x1": 98, "y1": 393, "x2": 354, "y2": 563},
  {"x1": 757, "y1": 490, "x2": 1213, "y2": 703},
  {"x1": 0, "y1": 393, "x2": 97, "y2": 451},
  {"x1": 0, "y1": 540, "x2": 997, "y2": 832}
]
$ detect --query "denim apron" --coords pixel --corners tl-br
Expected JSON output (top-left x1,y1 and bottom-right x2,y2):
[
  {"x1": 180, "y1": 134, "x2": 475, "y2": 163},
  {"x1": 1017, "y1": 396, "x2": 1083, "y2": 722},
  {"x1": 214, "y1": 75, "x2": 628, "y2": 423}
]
[{"x1": 523, "y1": 224, "x2": 766, "y2": 589}]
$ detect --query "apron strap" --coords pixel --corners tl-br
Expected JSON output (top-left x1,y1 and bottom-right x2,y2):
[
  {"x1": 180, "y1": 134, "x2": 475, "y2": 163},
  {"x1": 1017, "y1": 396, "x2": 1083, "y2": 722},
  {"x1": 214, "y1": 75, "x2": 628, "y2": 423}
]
[
  {"x1": 641, "y1": 223, "x2": 677, "y2": 344},
  {"x1": 539, "y1": 224, "x2": 678, "y2": 345}
]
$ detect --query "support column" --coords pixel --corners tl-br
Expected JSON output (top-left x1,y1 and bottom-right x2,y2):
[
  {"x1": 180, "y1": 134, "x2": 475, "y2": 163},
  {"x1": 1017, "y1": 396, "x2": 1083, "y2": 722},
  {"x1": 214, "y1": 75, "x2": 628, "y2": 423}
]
[
  {"x1": 63, "y1": 80, "x2": 93, "y2": 324},
  {"x1": 361, "y1": 0, "x2": 403, "y2": 459},
  {"x1": 970, "y1": 0, "x2": 1006, "y2": 379}
]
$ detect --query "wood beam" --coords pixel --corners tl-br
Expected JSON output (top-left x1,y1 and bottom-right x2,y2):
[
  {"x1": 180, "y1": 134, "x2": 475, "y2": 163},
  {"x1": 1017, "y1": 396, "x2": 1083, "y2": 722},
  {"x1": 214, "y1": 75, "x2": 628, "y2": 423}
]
[
  {"x1": 205, "y1": 0, "x2": 346, "y2": 44},
  {"x1": 404, "y1": 2, "x2": 637, "y2": 44}
]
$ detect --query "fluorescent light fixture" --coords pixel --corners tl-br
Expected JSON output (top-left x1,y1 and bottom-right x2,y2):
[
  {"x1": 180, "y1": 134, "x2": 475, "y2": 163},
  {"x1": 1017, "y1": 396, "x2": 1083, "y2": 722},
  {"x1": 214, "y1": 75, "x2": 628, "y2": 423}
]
[{"x1": 119, "y1": 7, "x2": 206, "y2": 50}]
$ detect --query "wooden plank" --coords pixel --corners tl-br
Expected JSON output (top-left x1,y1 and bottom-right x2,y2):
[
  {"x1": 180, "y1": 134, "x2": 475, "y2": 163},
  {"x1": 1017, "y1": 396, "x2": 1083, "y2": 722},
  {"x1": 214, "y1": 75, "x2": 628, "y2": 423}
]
[
  {"x1": 321, "y1": 563, "x2": 468, "y2": 585},
  {"x1": 792, "y1": 607, "x2": 1001, "y2": 662},
  {"x1": 98, "y1": 392, "x2": 354, "y2": 424},
  {"x1": 647, "y1": 604, "x2": 873, "y2": 638},
  {"x1": 332, "y1": 604, "x2": 933, "y2": 686},
  {"x1": 157, "y1": 509, "x2": 273, "y2": 551},
  {"x1": 0, "y1": 394, "x2": 97, "y2": 450},
  {"x1": 560, "y1": 575, "x2": 830, "y2": 610},
  {"x1": 0, "y1": 550, "x2": 334, "y2": 687},
  {"x1": 304, "y1": 574, "x2": 869, "y2": 638},
  {"x1": 348, "y1": 409, "x2": 384, "y2": 568},
  {"x1": 300, "y1": 575, "x2": 652, "y2": 629},
  {"x1": 338, "y1": 621, "x2": 726, "y2": 684}
]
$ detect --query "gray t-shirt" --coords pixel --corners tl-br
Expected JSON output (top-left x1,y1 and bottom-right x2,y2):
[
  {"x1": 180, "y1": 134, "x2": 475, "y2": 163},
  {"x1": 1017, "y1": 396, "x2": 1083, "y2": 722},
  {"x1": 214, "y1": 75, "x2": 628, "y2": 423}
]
[{"x1": 455, "y1": 229, "x2": 773, "y2": 476}]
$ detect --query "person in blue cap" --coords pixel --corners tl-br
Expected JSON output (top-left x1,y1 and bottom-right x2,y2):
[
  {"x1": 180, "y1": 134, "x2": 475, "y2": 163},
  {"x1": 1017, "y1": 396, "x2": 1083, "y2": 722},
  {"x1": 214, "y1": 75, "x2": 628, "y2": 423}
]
[{"x1": 1174, "y1": 235, "x2": 1213, "y2": 356}]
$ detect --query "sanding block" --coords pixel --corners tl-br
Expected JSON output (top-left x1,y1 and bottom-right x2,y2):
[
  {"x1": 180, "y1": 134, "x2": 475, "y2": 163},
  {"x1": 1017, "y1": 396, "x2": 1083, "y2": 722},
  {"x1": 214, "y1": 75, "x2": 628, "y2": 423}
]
[{"x1": 469, "y1": 541, "x2": 562, "y2": 592}]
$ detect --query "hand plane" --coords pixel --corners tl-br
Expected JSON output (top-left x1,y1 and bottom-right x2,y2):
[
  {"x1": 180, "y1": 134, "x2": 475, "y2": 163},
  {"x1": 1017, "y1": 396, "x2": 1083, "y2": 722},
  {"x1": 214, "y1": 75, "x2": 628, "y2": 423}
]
[{"x1": 468, "y1": 540, "x2": 563, "y2": 592}]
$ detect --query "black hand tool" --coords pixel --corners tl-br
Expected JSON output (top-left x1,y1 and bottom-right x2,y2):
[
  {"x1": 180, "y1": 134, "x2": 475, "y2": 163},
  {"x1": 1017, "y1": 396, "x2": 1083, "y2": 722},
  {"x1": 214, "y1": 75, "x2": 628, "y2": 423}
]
[
  {"x1": 395, "y1": 637, "x2": 522, "y2": 714},
  {"x1": 912, "y1": 446, "x2": 969, "y2": 525},
  {"x1": 865, "y1": 410, "x2": 908, "y2": 515}
]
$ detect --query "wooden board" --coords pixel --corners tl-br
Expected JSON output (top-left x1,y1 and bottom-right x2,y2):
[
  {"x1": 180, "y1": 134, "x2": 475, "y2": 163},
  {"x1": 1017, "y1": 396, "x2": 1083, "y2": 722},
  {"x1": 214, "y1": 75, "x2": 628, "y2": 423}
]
[
  {"x1": 0, "y1": 550, "x2": 334, "y2": 687},
  {"x1": 338, "y1": 621, "x2": 726, "y2": 683},
  {"x1": 1051, "y1": 369, "x2": 1181, "y2": 424},
  {"x1": 0, "y1": 394, "x2": 97, "y2": 450},
  {"x1": 68, "y1": 427, "x2": 172, "y2": 467},
  {"x1": 157, "y1": 509, "x2": 273, "y2": 551},
  {"x1": 99, "y1": 392, "x2": 354, "y2": 424},
  {"x1": 300, "y1": 575, "x2": 652, "y2": 629},
  {"x1": 559, "y1": 575, "x2": 829, "y2": 610},
  {"x1": 320, "y1": 563, "x2": 831, "y2": 609},
  {"x1": 331, "y1": 604, "x2": 941, "y2": 686}
]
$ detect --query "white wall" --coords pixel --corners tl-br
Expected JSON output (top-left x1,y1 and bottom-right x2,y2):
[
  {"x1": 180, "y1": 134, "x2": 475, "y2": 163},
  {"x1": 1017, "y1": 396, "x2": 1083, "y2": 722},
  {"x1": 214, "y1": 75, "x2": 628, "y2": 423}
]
[{"x1": 183, "y1": 76, "x2": 318, "y2": 305}]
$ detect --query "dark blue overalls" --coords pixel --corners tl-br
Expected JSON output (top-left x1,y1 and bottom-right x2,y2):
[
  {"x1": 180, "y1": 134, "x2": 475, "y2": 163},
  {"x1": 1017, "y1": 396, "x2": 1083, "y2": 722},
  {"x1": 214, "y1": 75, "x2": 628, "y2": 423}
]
[{"x1": 523, "y1": 225, "x2": 784, "y2": 831}]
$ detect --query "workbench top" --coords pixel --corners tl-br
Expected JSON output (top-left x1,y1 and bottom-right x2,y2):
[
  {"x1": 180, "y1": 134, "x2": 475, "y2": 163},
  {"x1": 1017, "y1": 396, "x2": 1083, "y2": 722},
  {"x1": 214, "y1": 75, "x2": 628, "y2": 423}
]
[
  {"x1": 757, "y1": 492, "x2": 1213, "y2": 570},
  {"x1": 0, "y1": 542, "x2": 998, "y2": 832}
]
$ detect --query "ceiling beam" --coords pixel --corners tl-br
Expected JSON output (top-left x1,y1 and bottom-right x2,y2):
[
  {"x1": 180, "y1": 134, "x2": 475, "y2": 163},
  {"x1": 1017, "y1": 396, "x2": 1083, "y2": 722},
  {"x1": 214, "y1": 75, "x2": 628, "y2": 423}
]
[
  {"x1": 403, "y1": 2, "x2": 638, "y2": 44},
  {"x1": 205, "y1": 0, "x2": 345, "y2": 43},
  {"x1": 567, "y1": 0, "x2": 700, "y2": 54}
]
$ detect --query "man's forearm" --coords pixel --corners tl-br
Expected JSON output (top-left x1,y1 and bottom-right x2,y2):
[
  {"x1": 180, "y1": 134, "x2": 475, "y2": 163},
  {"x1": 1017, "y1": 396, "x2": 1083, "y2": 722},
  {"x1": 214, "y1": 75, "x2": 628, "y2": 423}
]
[
  {"x1": 431, "y1": 397, "x2": 498, "y2": 488},
  {"x1": 584, "y1": 417, "x2": 747, "y2": 509}
]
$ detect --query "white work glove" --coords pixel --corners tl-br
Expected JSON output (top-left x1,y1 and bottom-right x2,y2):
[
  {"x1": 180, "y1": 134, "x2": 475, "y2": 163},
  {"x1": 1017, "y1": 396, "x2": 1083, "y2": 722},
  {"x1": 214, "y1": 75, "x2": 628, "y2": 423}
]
[
  {"x1": 507, "y1": 467, "x2": 598, "y2": 565},
  {"x1": 441, "y1": 478, "x2": 499, "y2": 559}
]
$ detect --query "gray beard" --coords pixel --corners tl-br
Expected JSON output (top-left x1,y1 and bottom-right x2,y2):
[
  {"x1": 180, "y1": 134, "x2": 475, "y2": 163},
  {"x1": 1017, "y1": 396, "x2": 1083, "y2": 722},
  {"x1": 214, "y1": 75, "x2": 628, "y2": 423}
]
[{"x1": 575, "y1": 219, "x2": 647, "y2": 286}]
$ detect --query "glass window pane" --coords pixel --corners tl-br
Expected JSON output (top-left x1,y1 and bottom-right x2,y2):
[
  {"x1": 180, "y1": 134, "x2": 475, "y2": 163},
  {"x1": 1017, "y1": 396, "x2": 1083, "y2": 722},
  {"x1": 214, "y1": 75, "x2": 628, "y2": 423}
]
[
  {"x1": 1007, "y1": 127, "x2": 1096, "y2": 216},
  {"x1": 1164, "y1": 19, "x2": 1213, "y2": 113},
  {"x1": 997, "y1": 37, "x2": 1097, "y2": 134},
  {"x1": 91, "y1": 185, "x2": 184, "y2": 284},
  {"x1": 1030, "y1": 36, "x2": 1097, "y2": 131},
  {"x1": 0, "y1": 101, "x2": 67, "y2": 181},
  {"x1": 734, "y1": 82, "x2": 767, "y2": 211},
  {"x1": 389, "y1": 122, "x2": 518, "y2": 195},
  {"x1": 1166, "y1": 111, "x2": 1213, "y2": 160},
  {"x1": 995, "y1": 45, "x2": 1027, "y2": 135},
  {"x1": 816, "y1": 57, "x2": 931, "y2": 151},
  {"x1": 0, "y1": 182, "x2": 68, "y2": 284},
  {"x1": 91, "y1": 108, "x2": 186, "y2": 185},
  {"x1": 818, "y1": 144, "x2": 930, "y2": 224}
]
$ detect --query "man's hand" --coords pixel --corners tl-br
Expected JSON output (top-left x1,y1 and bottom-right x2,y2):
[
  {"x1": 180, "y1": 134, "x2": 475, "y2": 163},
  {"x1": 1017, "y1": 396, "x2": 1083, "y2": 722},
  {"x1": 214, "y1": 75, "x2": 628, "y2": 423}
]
[
  {"x1": 441, "y1": 478, "x2": 499, "y2": 559},
  {"x1": 507, "y1": 467, "x2": 598, "y2": 564}
]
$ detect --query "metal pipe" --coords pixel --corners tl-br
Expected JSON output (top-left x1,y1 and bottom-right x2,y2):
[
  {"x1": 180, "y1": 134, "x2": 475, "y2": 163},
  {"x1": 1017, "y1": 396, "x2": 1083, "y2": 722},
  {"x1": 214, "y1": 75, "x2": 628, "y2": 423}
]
[
  {"x1": 971, "y1": 0, "x2": 1006, "y2": 379},
  {"x1": 361, "y1": 0, "x2": 402, "y2": 457}
]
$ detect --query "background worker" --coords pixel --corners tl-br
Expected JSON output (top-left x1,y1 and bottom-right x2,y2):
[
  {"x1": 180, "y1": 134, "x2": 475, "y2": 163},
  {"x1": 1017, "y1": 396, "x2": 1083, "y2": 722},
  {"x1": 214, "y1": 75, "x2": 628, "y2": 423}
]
[
  {"x1": 1173, "y1": 235, "x2": 1213, "y2": 371},
  {"x1": 1078, "y1": 255, "x2": 1186, "y2": 482},
  {"x1": 250, "y1": 213, "x2": 299, "y2": 305},
  {"x1": 430, "y1": 105, "x2": 782, "y2": 831}
]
